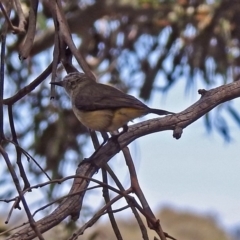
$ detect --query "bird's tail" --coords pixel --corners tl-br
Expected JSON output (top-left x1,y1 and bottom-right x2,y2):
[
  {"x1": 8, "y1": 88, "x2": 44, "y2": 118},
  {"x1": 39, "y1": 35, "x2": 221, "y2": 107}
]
[{"x1": 149, "y1": 108, "x2": 174, "y2": 116}]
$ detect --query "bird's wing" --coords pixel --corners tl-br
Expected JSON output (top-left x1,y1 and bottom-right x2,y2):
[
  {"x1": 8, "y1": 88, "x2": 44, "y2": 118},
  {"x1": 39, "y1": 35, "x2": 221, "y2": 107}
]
[{"x1": 74, "y1": 83, "x2": 147, "y2": 111}]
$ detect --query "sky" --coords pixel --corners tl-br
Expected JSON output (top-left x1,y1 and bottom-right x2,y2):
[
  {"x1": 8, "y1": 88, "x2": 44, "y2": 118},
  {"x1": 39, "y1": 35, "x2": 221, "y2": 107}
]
[
  {"x1": 138, "y1": 121, "x2": 240, "y2": 228},
  {"x1": 129, "y1": 78, "x2": 240, "y2": 230}
]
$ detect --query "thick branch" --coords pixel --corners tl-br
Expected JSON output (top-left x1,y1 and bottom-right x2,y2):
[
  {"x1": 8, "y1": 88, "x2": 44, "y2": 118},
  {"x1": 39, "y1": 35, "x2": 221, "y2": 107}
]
[{"x1": 7, "y1": 80, "x2": 240, "y2": 239}]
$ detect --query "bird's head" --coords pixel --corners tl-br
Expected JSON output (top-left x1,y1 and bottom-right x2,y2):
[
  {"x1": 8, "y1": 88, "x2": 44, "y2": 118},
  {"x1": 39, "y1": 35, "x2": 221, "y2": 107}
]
[{"x1": 51, "y1": 72, "x2": 91, "y2": 96}]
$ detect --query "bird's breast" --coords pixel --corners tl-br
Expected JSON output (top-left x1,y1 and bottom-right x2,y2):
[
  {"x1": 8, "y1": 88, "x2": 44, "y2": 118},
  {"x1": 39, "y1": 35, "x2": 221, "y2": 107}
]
[{"x1": 72, "y1": 106, "x2": 146, "y2": 132}]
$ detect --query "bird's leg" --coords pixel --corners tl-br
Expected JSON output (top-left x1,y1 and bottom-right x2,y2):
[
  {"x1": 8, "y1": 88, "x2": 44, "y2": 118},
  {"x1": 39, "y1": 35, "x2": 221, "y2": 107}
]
[
  {"x1": 111, "y1": 124, "x2": 128, "y2": 142},
  {"x1": 101, "y1": 131, "x2": 109, "y2": 145},
  {"x1": 79, "y1": 126, "x2": 128, "y2": 168},
  {"x1": 88, "y1": 125, "x2": 128, "y2": 162},
  {"x1": 91, "y1": 131, "x2": 109, "y2": 155},
  {"x1": 90, "y1": 126, "x2": 127, "y2": 159},
  {"x1": 79, "y1": 125, "x2": 128, "y2": 167},
  {"x1": 119, "y1": 124, "x2": 128, "y2": 137},
  {"x1": 80, "y1": 132, "x2": 110, "y2": 166}
]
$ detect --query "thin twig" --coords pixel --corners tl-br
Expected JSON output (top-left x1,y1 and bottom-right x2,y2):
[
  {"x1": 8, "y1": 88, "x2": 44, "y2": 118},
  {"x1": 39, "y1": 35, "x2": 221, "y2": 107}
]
[
  {"x1": 0, "y1": 2, "x2": 25, "y2": 34},
  {"x1": 107, "y1": 205, "x2": 130, "y2": 213},
  {"x1": 89, "y1": 130, "x2": 151, "y2": 240},
  {"x1": 50, "y1": 9, "x2": 61, "y2": 98},
  {"x1": 32, "y1": 185, "x2": 101, "y2": 217},
  {"x1": 0, "y1": 196, "x2": 17, "y2": 203},
  {"x1": 104, "y1": 163, "x2": 150, "y2": 240},
  {"x1": 0, "y1": 1, "x2": 10, "y2": 141},
  {"x1": 54, "y1": 0, "x2": 95, "y2": 80},
  {"x1": 0, "y1": 146, "x2": 45, "y2": 240},
  {"x1": 5, "y1": 198, "x2": 19, "y2": 224},
  {"x1": 22, "y1": 174, "x2": 123, "y2": 195},
  {"x1": 0, "y1": 32, "x2": 6, "y2": 141},
  {"x1": 6, "y1": 138, "x2": 51, "y2": 180},
  {"x1": 61, "y1": 47, "x2": 78, "y2": 73},
  {"x1": 68, "y1": 189, "x2": 132, "y2": 240},
  {"x1": 13, "y1": 0, "x2": 26, "y2": 32},
  {"x1": 89, "y1": 130, "x2": 123, "y2": 239},
  {"x1": 19, "y1": 0, "x2": 39, "y2": 59},
  {"x1": 102, "y1": 169, "x2": 123, "y2": 240},
  {"x1": 122, "y1": 147, "x2": 166, "y2": 240},
  {"x1": 8, "y1": 105, "x2": 30, "y2": 192},
  {"x1": 0, "y1": 221, "x2": 30, "y2": 237}
]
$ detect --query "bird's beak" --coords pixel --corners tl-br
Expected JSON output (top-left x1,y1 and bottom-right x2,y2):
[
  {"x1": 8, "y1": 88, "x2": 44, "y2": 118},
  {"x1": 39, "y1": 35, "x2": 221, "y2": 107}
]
[{"x1": 50, "y1": 81, "x2": 63, "y2": 87}]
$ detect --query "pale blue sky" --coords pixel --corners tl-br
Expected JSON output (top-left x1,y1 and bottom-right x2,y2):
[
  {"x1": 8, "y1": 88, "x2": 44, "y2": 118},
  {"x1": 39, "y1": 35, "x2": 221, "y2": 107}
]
[{"x1": 134, "y1": 79, "x2": 240, "y2": 229}]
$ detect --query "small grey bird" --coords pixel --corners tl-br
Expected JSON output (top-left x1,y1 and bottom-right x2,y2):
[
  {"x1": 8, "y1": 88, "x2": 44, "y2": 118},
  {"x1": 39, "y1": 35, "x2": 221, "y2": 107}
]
[{"x1": 51, "y1": 72, "x2": 174, "y2": 134}]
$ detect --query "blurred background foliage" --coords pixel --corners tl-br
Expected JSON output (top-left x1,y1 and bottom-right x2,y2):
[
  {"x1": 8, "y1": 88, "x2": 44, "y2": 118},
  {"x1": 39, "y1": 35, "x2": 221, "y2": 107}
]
[{"x1": 1, "y1": 0, "x2": 240, "y2": 232}]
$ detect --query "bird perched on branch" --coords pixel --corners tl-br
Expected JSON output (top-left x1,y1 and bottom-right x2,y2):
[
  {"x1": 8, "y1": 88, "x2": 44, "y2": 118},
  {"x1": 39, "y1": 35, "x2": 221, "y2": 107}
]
[{"x1": 51, "y1": 72, "x2": 174, "y2": 136}]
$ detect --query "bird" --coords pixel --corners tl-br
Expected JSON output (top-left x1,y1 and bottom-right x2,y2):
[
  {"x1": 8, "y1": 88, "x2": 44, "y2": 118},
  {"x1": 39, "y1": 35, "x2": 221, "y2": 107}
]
[{"x1": 51, "y1": 72, "x2": 174, "y2": 137}]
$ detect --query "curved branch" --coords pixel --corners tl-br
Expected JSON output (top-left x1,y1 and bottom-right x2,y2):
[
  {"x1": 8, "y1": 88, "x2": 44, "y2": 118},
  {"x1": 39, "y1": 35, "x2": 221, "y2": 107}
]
[
  {"x1": 7, "y1": 80, "x2": 240, "y2": 240},
  {"x1": 2, "y1": 62, "x2": 53, "y2": 105}
]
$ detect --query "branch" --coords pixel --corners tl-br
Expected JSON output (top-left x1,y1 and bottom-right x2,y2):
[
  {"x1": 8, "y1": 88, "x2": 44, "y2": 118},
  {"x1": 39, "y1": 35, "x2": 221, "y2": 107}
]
[
  {"x1": 13, "y1": 0, "x2": 26, "y2": 33},
  {"x1": 0, "y1": 146, "x2": 44, "y2": 240},
  {"x1": 19, "y1": 0, "x2": 38, "y2": 59},
  {"x1": 2, "y1": 62, "x2": 53, "y2": 105},
  {"x1": 7, "y1": 80, "x2": 240, "y2": 239},
  {"x1": 54, "y1": 0, "x2": 95, "y2": 80},
  {"x1": 0, "y1": 2, "x2": 25, "y2": 34}
]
